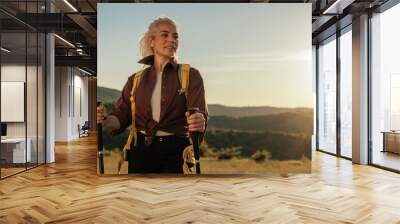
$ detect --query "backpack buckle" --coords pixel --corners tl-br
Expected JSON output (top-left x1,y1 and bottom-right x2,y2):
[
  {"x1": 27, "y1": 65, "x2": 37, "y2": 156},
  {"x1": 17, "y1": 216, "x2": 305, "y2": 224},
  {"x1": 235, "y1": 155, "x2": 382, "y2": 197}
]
[{"x1": 145, "y1": 136, "x2": 153, "y2": 146}]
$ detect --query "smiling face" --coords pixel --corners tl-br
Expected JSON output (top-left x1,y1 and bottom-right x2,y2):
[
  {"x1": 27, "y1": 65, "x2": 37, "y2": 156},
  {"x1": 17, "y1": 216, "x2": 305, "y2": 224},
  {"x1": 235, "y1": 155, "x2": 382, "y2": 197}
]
[{"x1": 150, "y1": 22, "x2": 179, "y2": 60}]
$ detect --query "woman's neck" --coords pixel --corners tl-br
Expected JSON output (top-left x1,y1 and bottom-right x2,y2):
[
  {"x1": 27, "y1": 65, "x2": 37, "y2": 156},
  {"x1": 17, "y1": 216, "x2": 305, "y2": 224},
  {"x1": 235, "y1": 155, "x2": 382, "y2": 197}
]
[{"x1": 154, "y1": 54, "x2": 172, "y2": 73}]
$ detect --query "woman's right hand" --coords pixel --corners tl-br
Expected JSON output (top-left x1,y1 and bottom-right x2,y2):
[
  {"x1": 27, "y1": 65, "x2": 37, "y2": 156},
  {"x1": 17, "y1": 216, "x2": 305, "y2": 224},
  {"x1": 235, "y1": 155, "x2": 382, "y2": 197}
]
[{"x1": 97, "y1": 105, "x2": 108, "y2": 124}]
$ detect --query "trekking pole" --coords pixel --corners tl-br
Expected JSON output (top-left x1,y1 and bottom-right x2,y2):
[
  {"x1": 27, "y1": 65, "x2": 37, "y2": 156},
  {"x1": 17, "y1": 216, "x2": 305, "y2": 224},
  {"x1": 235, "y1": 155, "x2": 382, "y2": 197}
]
[
  {"x1": 97, "y1": 102, "x2": 105, "y2": 174},
  {"x1": 188, "y1": 107, "x2": 201, "y2": 174}
]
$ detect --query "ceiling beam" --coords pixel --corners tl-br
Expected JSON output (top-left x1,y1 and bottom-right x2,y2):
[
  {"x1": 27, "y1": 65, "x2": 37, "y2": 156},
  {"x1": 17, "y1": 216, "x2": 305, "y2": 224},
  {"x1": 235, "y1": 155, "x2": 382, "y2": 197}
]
[
  {"x1": 322, "y1": 0, "x2": 356, "y2": 14},
  {"x1": 67, "y1": 13, "x2": 97, "y2": 40},
  {"x1": 55, "y1": 55, "x2": 96, "y2": 70}
]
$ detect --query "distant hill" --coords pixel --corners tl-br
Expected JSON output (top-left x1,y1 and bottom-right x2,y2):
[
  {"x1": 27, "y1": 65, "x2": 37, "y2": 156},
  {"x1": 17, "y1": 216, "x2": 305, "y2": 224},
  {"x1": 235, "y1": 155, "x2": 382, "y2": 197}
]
[
  {"x1": 208, "y1": 112, "x2": 313, "y2": 135},
  {"x1": 207, "y1": 104, "x2": 312, "y2": 118},
  {"x1": 98, "y1": 86, "x2": 313, "y2": 118},
  {"x1": 97, "y1": 86, "x2": 121, "y2": 104}
]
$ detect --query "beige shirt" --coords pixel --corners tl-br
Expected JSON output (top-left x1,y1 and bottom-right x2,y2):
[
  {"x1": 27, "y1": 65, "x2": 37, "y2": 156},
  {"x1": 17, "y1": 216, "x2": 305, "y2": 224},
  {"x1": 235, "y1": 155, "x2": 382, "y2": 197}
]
[
  {"x1": 151, "y1": 71, "x2": 162, "y2": 122},
  {"x1": 144, "y1": 71, "x2": 173, "y2": 136}
]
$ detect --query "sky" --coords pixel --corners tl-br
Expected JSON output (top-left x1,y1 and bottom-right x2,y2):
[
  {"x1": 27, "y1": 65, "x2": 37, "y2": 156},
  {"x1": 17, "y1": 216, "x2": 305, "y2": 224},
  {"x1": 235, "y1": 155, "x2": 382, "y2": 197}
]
[{"x1": 98, "y1": 3, "x2": 312, "y2": 108}]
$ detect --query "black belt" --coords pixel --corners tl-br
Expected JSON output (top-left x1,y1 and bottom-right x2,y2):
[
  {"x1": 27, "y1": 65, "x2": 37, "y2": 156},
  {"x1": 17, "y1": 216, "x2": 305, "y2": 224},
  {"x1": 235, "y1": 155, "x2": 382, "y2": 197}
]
[{"x1": 137, "y1": 131, "x2": 187, "y2": 145}]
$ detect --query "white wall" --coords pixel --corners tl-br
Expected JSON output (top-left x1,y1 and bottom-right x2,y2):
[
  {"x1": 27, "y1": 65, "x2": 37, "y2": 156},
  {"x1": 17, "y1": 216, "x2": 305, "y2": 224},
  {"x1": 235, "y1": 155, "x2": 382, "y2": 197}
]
[
  {"x1": 73, "y1": 73, "x2": 89, "y2": 137},
  {"x1": 1, "y1": 65, "x2": 26, "y2": 139},
  {"x1": 55, "y1": 67, "x2": 69, "y2": 141},
  {"x1": 55, "y1": 67, "x2": 89, "y2": 141},
  {"x1": 1, "y1": 63, "x2": 46, "y2": 164},
  {"x1": 1, "y1": 65, "x2": 41, "y2": 137}
]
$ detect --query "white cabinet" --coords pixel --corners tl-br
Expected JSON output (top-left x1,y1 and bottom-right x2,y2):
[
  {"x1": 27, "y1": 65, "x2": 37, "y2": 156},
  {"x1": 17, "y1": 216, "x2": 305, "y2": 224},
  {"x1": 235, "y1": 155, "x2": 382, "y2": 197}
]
[{"x1": 1, "y1": 138, "x2": 32, "y2": 163}]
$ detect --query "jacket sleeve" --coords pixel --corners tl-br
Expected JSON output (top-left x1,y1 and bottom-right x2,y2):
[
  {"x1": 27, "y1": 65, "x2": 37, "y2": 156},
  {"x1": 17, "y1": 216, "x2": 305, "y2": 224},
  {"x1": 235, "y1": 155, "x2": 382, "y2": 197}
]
[
  {"x1": 187, "y1": 67, "x2": 209, "y2": 143},
  {"x1": 108, "y1": 74, "x2": 134, "y2": 135}
]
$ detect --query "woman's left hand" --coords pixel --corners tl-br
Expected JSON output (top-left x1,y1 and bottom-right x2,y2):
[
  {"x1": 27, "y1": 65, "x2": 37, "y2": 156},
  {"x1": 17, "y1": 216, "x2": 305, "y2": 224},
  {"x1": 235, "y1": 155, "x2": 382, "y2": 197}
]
[{"x1": 185, "y1": 112, "x2": 206, "y2": 132}]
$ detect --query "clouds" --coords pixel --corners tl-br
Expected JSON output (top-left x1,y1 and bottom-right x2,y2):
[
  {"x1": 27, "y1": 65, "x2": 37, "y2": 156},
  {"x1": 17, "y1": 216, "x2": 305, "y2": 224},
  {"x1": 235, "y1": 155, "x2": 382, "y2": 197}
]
[
  {"x1": 224, "y1": 50, "x2": 311, "y2": 62},
  {"x1": 195, "y1": 50, "x2": 310, "y2": 75}
]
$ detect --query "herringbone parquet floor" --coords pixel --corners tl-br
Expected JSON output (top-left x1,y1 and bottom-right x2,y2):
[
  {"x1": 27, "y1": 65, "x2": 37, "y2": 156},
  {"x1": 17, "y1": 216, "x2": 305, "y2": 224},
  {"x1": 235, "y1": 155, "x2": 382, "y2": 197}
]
[{"x1": 1, "y1": 135, "x2": 400, "y2": 224}]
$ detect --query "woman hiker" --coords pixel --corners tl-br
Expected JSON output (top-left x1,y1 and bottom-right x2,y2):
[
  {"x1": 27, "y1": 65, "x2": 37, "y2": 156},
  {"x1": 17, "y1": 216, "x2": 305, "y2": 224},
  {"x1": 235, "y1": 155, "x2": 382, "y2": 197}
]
[{"x1": 97, "y1": 17, "x2": 208, "y2": 174}]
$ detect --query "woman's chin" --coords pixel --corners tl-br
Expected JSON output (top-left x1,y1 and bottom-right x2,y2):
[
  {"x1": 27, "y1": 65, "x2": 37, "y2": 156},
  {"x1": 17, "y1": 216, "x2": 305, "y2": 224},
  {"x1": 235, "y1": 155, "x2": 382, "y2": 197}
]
[
  {"x1": 164, "y1": 50, "x2": 176, "y2": 57},
  {"x1": 157, "y1": 52, "x2": 176, "y2": 59}
]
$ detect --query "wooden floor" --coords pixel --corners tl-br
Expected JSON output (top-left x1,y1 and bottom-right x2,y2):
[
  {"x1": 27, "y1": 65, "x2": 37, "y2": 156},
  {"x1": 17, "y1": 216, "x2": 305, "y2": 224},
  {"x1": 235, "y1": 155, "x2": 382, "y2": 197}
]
[
  {"x1": 373, "y1": 151, "x2": 400, "y2": 171},
  {"x1": 1, "y1": 136, "x2": 400, "y2": 223},
  {"x1": 1, "y1": 167, "x2": 26, "y2": 178}
]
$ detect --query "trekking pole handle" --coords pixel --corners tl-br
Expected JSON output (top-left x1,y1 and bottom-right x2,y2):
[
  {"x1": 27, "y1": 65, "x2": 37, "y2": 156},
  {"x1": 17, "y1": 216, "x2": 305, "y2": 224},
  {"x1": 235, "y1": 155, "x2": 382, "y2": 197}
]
[{"x1": 188, "y1": 107, "x2": 201, "y2": 137}]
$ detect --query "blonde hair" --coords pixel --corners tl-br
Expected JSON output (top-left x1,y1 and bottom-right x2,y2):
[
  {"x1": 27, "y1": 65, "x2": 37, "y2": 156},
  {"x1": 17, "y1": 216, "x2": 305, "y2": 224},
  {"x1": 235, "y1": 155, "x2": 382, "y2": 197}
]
[{"x1": 139, "y1": 16, "x2": 180, "y2": 58}]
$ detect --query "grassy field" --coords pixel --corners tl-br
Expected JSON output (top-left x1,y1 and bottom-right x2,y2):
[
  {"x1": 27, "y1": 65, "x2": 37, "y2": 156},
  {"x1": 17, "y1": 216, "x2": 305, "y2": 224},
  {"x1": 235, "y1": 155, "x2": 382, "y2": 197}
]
[
  {"x1": 101, "y1": 149, "x2": 311, "y2": 175},
  {"x1": 102, "y1": 150, "x2": 128, "y2": 174},
  {"x1": 200, "y1": 157, "x2": 310, "y2": 174}
]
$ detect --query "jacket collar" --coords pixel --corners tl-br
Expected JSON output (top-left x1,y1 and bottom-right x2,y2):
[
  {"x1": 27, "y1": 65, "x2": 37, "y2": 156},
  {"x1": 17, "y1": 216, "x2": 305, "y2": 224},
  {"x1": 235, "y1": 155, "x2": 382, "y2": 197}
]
[{"x1": 138, "y1": 54, "x2": 178, "y2": 71}]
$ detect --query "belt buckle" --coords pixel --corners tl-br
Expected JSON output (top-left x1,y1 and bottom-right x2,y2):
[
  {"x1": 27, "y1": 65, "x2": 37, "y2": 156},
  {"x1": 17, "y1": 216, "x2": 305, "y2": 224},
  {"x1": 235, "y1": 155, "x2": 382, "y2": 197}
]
[{"x1": 144, "y1": 136, "x2": 153, "y2": 146}]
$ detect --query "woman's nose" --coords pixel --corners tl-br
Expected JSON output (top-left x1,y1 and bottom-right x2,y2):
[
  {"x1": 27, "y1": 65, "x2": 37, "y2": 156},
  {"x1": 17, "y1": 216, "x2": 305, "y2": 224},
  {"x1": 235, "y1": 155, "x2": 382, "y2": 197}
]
[{"x1": 167, "y1": 35, "x2": 176, "y2": 43}]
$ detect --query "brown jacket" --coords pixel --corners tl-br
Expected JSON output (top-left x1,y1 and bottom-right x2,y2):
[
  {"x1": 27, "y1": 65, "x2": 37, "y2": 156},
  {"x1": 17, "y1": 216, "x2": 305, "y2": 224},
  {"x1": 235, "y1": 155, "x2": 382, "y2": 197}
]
[{"x1": 109, "y1": 55, "x2": 208, "y2": 139}]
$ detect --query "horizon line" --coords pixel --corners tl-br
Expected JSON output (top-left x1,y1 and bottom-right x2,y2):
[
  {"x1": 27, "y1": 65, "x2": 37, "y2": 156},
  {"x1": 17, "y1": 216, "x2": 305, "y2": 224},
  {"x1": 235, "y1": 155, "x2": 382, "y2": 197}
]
[{"x1": 98, "y1": 85, "x2": 313, "y2": 109}]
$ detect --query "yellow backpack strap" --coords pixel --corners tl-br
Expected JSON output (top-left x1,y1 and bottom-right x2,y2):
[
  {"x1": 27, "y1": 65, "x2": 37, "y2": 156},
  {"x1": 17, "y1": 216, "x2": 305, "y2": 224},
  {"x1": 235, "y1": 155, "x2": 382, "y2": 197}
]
[
  {"x1": 119, "y1": 68, "x2": 147, "y2": 173},
  {"x1": 179, "y1": 64, "x2": 190, "y2": 98},
  {"x1": 123, "y1": 69, "x2": 145, "y2": 152},
  {"x1": 179, "y1": 64, "x2": 193, "y2": 173}
]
